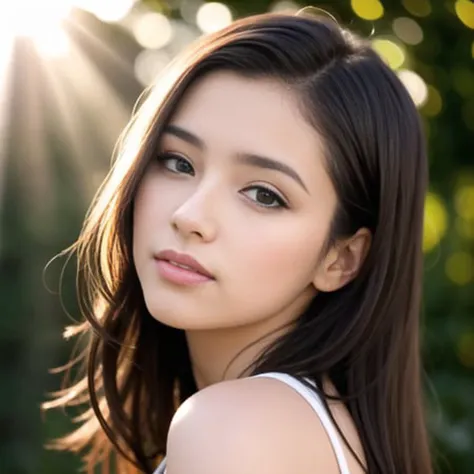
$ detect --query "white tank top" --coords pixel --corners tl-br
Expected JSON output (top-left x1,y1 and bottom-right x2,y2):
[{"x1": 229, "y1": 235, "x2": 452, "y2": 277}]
[
  {"x1": 153, "y1": 371, "x2": 351, "y2": 474},
  {"x1": 252, "y1": 372, "x2": 351, "y2": 474}
]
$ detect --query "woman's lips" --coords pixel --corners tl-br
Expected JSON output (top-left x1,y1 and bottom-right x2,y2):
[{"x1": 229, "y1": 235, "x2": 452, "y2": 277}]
[
  {"x1": 155, "y1": 249, "x2": 214, "y2": 278},
  {"x1": 155, "y1": 259, "x2": 215, "y2": 286}
]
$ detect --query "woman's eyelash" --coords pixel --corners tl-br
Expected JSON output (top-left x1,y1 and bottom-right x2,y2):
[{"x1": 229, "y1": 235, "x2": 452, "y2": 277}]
[
  {"x1": 156, "y1": 152, "x2": 195, "y2": 175},
  {"x1": 241, "y1": 186, "x2": 289, "y2": 210}
]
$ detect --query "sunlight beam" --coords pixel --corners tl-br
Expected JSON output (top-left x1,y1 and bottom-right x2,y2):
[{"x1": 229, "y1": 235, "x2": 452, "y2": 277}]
[{"x1": 43, "y1": 40, "x2": 133, "y2": 198}]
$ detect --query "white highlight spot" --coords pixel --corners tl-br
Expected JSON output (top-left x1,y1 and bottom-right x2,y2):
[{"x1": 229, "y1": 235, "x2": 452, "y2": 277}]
[
  {"x1": 196, "y1": 2, "x2": 232, "y2": 34},
  {"x1": 398, "y1": 69, "x2": 428, "y2": 107},
  {"x1": 133, "y1": 12, "x2": 173, "y2": 49}
]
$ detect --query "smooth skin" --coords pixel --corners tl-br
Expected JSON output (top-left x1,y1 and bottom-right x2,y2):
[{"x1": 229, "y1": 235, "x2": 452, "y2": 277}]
[
  {"x1": 167, "y1": 377, "x2": 366, "y2": 474},
  {"x1": 133, "y1": 71, "x2": 369, "y2": 473}
]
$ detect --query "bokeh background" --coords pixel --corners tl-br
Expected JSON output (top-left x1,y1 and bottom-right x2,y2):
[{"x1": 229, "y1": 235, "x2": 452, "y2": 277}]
[{"x1": 0, "y1": 0, "x2": 472, "y2": 473}]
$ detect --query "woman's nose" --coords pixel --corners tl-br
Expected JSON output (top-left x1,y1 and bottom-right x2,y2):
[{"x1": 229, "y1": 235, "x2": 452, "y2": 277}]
[{"x1": 170, "y1": 183, "x2": 218, "y2": 243}]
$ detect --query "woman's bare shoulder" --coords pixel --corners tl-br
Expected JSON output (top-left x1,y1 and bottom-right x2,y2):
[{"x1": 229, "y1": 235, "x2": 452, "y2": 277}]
[{"x1": 165, "y1": 376, "x2": 364, "y2": 474}]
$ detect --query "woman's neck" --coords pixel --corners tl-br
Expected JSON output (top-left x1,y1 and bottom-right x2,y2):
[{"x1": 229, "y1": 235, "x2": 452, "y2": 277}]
[{"x1": 185, "y1": 289, "x2": 315, "y2": 390}]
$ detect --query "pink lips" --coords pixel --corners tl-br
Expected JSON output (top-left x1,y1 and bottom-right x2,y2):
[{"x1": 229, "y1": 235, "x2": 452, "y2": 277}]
[{"x1": 154, "y1": 249, "x2": 215, "y2": 286}]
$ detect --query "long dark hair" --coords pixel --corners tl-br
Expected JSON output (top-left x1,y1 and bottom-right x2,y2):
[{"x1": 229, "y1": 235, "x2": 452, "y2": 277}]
[{"x1": 44, "y1": 12, "x2": 433, "y2": 474}]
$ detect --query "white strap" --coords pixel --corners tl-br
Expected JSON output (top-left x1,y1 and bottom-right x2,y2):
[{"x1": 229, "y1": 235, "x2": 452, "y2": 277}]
[{"x1": 253, "y1": 372, "x2": 351, "y2": 474}]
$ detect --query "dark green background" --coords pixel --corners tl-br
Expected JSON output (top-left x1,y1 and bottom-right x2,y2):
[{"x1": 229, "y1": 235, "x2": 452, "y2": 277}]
[{"x1": 0, "y1": 1, "x2": 472, "y2": 473}]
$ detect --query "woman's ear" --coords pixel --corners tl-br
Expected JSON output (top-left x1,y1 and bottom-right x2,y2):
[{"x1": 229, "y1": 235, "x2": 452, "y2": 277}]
[{"x1": 312, "y1": 228, "x2": 372, "y2": 292}]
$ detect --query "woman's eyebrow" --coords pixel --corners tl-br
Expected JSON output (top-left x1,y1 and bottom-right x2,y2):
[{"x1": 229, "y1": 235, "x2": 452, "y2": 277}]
[
  {"x1": 162, "y1": 124, "x2": 309, "y2": 194},
  {"x1": 235, "y1": 153, "x2": 309, "y2": 194},
  {"x1": 162, "y1": 124, "x2": 204, "y2": 149}
]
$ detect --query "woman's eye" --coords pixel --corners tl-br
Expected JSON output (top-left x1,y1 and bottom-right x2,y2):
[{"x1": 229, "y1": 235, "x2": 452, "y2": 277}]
[
  {"x1": 242, "y1": 186, "x2": 288, "y2": 209},
  {"x1": 157, "y1": 153, "x2": 195, "y2": 176}
]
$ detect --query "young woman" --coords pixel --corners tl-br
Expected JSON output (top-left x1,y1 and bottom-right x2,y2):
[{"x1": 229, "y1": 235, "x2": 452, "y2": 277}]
[{"x1": 45, "y1": 11, "x2": 434, "y2": 474}]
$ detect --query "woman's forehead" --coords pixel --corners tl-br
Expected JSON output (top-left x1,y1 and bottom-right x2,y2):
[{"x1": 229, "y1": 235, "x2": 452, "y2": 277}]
[{"x1": 166, "y1": 71, "x2": 325, "y2": 168}]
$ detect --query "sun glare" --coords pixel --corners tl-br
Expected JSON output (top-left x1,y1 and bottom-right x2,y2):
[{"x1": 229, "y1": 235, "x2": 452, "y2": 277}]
[
  {"x1": 0, "y1": 0, "x2": 138, "y2": 59},
  {"x1": 0, "y1": 0, "x2": 138, "y2": 214},
  {"x1": 0, "y1": 1, "x2": 74, "y2": 58}
]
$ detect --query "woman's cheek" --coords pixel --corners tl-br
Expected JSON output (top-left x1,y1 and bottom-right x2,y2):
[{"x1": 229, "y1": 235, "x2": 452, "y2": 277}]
[{"x1": 241, "y1": 224, "x2": 322, "y2": 284}]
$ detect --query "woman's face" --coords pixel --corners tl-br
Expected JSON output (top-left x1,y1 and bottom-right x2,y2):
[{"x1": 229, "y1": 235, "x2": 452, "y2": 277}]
[{"x1": 133, "y1": 71, "x2": 338, "y2": 330}]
